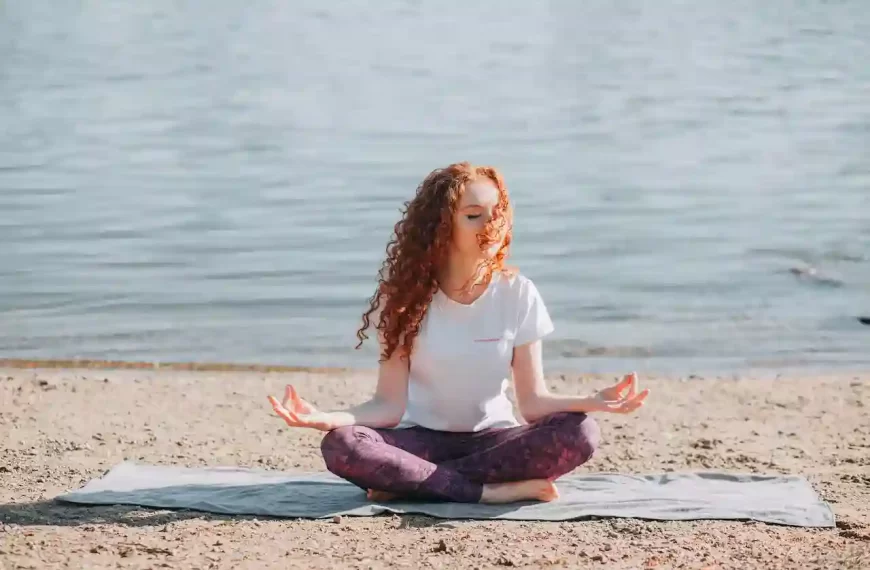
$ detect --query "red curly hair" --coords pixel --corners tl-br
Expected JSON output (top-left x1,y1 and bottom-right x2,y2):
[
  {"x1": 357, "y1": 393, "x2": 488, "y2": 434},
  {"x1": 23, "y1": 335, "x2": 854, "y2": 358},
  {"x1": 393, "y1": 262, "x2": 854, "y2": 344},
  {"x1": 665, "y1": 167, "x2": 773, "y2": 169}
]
[{"x1": 355, "y1": 162, "x2": 514, "y2": 362}]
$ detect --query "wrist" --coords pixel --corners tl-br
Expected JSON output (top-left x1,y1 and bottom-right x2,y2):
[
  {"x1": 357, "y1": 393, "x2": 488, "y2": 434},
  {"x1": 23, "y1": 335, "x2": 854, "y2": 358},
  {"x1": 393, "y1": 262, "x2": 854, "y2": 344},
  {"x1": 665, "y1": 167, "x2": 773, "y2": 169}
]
[
  {"x1": 317, "y1": 411, "x2": 347, "y2": 431},
  {"x1": 568, "y1": 396, "x2": 602, "y2": 414}
]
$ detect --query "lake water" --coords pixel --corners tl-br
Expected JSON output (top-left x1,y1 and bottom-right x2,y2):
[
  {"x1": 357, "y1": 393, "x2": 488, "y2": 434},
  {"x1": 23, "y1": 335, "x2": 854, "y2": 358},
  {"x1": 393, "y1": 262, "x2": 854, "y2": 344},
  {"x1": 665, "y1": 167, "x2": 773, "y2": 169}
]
[{"x1": 1, "y1": 1, "x2": 869, "y2": 374}]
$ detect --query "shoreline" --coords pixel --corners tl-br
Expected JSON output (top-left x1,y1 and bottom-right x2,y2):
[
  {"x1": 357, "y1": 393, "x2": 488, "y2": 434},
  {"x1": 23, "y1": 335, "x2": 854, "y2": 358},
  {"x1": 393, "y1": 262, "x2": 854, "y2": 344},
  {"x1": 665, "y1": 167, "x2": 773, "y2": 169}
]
[
  {"x1": 0, "y1": 357, "x2": 360, "y2": 374},
  {"x1": 2, "y1": 357, "x2": 870, "y2": 382}
]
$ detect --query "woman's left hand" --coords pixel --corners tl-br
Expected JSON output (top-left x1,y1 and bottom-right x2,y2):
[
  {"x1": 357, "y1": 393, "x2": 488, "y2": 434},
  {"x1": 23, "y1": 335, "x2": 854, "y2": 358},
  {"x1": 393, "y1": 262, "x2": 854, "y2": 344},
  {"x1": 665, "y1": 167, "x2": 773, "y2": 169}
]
[{"x1": 590, "y1": 372, "x2": 650, "y2": 414}]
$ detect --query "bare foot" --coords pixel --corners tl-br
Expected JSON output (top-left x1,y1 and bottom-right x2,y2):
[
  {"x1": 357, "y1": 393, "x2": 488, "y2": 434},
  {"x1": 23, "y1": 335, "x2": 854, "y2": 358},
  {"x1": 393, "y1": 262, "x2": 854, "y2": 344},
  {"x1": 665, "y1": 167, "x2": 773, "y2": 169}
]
[
  {"x1": 480, "y1": 479, "x2": 559, "y2": 504},
  {"x1": 366, "y1": 489, "x2": 401, "y2": 502}
]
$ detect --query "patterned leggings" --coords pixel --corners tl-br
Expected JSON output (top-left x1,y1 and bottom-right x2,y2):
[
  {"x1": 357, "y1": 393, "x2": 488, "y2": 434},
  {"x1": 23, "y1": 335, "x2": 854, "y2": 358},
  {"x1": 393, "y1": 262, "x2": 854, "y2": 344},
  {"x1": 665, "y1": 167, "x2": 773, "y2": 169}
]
[{"x1": 320, "y1": 412, "x2": 600, "y2": 503}]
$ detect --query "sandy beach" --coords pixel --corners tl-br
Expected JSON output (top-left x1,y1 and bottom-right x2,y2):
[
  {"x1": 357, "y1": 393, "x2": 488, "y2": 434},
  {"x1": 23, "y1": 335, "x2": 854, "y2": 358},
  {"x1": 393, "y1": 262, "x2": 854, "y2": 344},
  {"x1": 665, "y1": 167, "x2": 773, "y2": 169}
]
[{"x1": 0, "y1": 362, "x2": 867, "y2": 569}]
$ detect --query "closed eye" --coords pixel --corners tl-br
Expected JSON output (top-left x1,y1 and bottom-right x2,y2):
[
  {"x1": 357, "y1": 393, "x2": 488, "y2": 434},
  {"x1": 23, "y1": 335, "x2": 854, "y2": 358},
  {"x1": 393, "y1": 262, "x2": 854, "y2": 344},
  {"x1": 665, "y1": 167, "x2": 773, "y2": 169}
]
[{"x1": 466, "y1": 214, "x2": 482, "y2": 220}]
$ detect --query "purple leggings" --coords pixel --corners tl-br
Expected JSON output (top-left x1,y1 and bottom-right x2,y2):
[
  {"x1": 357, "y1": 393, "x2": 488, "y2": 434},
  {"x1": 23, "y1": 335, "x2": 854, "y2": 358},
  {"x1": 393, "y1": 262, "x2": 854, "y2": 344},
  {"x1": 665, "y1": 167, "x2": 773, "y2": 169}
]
[{"x1": 320, "y1": 412, "x2": 600, "y2": 503}]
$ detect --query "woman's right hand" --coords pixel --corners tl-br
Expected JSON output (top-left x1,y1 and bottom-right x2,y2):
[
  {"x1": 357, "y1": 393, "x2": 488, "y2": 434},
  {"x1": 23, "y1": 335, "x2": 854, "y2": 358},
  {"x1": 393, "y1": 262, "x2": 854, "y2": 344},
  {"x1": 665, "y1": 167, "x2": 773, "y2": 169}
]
[{"x1": 267, "y1": 385, "x2": 337, "y2": 431}]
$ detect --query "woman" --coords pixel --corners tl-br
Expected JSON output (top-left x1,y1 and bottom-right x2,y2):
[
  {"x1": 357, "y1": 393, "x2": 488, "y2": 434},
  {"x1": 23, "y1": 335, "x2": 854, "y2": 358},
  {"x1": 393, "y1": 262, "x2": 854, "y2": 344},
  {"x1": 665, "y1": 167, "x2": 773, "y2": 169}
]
[{"x1": 268, "y1": 162, "x2": 650, "y2": 504}]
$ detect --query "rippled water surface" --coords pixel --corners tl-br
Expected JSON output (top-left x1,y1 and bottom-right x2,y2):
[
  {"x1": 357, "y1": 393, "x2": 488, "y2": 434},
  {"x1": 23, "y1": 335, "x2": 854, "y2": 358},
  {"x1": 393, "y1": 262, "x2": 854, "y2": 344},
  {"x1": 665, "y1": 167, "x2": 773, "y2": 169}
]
[{"x1": 2, "y1": 1, "x2": 869, "y2": 373}]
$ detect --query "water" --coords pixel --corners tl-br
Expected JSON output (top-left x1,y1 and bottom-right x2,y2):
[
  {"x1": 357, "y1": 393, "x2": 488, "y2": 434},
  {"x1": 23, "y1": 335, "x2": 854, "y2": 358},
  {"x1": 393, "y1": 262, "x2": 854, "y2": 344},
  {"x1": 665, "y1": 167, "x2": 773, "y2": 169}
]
[{"x1": 1, "y1": 1, "x2": 869, "y2": 374}]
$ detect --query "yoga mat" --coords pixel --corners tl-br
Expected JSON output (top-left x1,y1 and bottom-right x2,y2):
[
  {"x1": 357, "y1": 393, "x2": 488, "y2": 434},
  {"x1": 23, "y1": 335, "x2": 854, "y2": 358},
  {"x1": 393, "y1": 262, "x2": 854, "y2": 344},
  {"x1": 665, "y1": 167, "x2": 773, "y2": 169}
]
[{"x1": 56, "y1": 461, "x2": 835, "y2": 528}]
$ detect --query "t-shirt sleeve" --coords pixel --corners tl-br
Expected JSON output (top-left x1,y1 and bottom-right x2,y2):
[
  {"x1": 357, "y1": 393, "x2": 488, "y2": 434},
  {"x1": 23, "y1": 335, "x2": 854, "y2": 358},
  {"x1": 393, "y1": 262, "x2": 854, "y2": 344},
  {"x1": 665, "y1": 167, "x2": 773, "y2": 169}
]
[{"x1": 514, "y1": 278, "x2": 555, "y2": 346}]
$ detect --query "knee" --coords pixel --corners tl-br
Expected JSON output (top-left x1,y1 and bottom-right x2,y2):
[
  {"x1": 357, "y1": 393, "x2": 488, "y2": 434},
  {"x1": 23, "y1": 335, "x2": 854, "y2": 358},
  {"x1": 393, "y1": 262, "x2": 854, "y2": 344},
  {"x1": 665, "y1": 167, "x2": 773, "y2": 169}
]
[
  {"x1": 319, "y1": 426, "x2": 362, "y2": 476},
  {"x1": 542, "y1": 412, "x2": 601, "y2": 463}
]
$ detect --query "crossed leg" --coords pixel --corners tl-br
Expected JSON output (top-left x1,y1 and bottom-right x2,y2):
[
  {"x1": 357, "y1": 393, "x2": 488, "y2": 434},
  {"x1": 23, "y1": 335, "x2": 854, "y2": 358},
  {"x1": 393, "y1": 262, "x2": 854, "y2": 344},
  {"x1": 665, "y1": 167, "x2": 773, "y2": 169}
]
[{"x1": 319, "y1": 412, "x2": 600, "y2": 503}]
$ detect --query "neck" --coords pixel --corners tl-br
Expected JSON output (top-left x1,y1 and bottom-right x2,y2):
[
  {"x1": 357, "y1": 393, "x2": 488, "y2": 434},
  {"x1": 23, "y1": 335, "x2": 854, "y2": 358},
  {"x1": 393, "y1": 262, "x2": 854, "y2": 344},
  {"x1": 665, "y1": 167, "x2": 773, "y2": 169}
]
[{"x1": 438, "y1": 253, "x2": 490, "y2": 294}]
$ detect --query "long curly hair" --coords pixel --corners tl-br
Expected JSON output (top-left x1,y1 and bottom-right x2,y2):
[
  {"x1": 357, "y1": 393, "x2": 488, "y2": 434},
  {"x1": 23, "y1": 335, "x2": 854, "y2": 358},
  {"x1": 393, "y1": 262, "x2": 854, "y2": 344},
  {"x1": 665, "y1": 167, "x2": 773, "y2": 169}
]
[{"x1": 355, "y1": 162, "x2": 514, "y2": 362}]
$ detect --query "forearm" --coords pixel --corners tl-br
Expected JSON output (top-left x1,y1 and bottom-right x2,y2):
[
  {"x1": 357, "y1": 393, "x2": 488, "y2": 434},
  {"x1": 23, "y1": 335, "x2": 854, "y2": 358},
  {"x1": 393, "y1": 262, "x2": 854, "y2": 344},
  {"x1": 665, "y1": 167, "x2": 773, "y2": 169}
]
[
  {"x1": 325, "y1": 397, "x2": 405, "y2": 429},
  {"x1": 521, "y1": 393, "x2": 598, "y2": 422}
]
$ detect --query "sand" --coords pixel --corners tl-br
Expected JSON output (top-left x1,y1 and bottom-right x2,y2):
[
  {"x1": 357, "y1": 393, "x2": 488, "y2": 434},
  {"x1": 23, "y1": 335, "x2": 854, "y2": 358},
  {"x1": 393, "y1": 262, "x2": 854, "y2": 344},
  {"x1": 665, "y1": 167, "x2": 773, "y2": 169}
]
[{"x1": 0, "y1": 363, "x2": 868, "y2": 569}]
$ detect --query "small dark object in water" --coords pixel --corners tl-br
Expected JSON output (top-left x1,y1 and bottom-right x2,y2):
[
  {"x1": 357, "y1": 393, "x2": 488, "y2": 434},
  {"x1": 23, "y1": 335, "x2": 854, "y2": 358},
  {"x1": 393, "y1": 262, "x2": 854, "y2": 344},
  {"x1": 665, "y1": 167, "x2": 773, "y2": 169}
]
[
  {"x1": 858, "y1": 317, "x2": 870, "y2": 326},
  {"x1": 787, "y1": 266, "x2": 844, "y2": 288}
]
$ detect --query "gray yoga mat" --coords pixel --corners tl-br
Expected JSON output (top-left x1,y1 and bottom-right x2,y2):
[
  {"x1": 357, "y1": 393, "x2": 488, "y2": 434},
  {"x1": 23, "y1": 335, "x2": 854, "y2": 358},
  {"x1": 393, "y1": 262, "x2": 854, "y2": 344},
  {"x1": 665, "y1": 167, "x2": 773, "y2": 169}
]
[{"x1": 56, "y1": 461, "x2": 835, "y2": 527}]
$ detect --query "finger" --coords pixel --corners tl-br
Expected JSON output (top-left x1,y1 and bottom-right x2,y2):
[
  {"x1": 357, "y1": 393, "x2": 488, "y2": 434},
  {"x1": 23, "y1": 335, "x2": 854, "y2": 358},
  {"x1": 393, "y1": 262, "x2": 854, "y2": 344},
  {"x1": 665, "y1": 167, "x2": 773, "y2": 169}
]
[
  {"x1": 613, "y1": 388, "x2": 648, "y2": 406},
  {"x1": 617, "y1": 393, "x2": 648, "y2": 413},
  {"x1": 282, "y1": 385, "x2": 294, "y2": 409},
  {"x1": 607, "y1": 383, "x2": 639, "y2": 404},
  {"x1": 608, "y1": 401, "x2": 643, "y2": 414},
  {"x1": 297, "y1": 397, "x2": 317, "y2": 414},
  {"x1": 268, "y1": 395, "x2": 301, "y2": 425},
  {"x1": 614, "y1": 373, "x2": 633, "y2": 394},
  {"x1": 289, "y1": 385, "x2": 318, "y2": 414},
  {"x1": 605, "y1": 391, "x2": 647, "y2": 413},
  {"x1": 269, "y1": 395, "x2": 292, "y2": 418},
  {"x1": 277, "y1": 407, "x2": 302, "y2": 425},
  {"x1": 626, "y1": 372, "x2": 637, "y2": 398},
  {"x1": 289, "y1": 385, "x2": 308, "y2": 412},
  {"x1": 608, "y1": 373, "x2": 636, "y2": 400},
  {"x1": 629, "y1": 388, "x2": 650, "y2": 404}
]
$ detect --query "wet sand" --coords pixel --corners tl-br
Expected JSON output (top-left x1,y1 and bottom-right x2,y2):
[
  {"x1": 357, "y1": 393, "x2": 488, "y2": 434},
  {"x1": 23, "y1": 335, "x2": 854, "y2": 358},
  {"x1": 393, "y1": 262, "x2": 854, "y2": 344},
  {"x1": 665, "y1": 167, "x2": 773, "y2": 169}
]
[{"x1": 0, "y1": 363, "x2": 868, "y2": 569}]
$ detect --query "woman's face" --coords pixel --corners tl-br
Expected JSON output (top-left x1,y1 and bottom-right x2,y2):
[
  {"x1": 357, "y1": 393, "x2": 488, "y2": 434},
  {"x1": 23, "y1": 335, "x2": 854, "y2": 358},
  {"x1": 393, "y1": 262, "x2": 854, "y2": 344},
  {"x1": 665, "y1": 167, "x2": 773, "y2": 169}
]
[{"x1": 451, "y1": 179, "x2": 506, "y2": 260}]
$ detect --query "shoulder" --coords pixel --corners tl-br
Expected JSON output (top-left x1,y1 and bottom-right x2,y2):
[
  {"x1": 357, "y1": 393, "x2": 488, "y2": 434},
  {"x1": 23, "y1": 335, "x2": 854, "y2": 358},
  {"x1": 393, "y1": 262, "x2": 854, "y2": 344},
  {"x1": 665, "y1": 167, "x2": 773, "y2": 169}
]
[
  {"x1": 494, "y1": 268, "x2": 537, "y2": 289},
  {"x1": 497, "y1": 270, "x2": 555, "y2": 343},
  {"x1": 493, "y1": 270, "x2": 545, "y2": 305}
]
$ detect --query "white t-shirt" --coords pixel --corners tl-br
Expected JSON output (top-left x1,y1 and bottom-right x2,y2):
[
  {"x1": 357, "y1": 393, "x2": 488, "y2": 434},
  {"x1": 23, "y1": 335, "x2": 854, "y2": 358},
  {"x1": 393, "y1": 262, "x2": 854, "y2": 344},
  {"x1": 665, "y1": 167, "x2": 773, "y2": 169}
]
[{"x1": 394, "y1": 271, "x2": 555, "y2": 432}]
